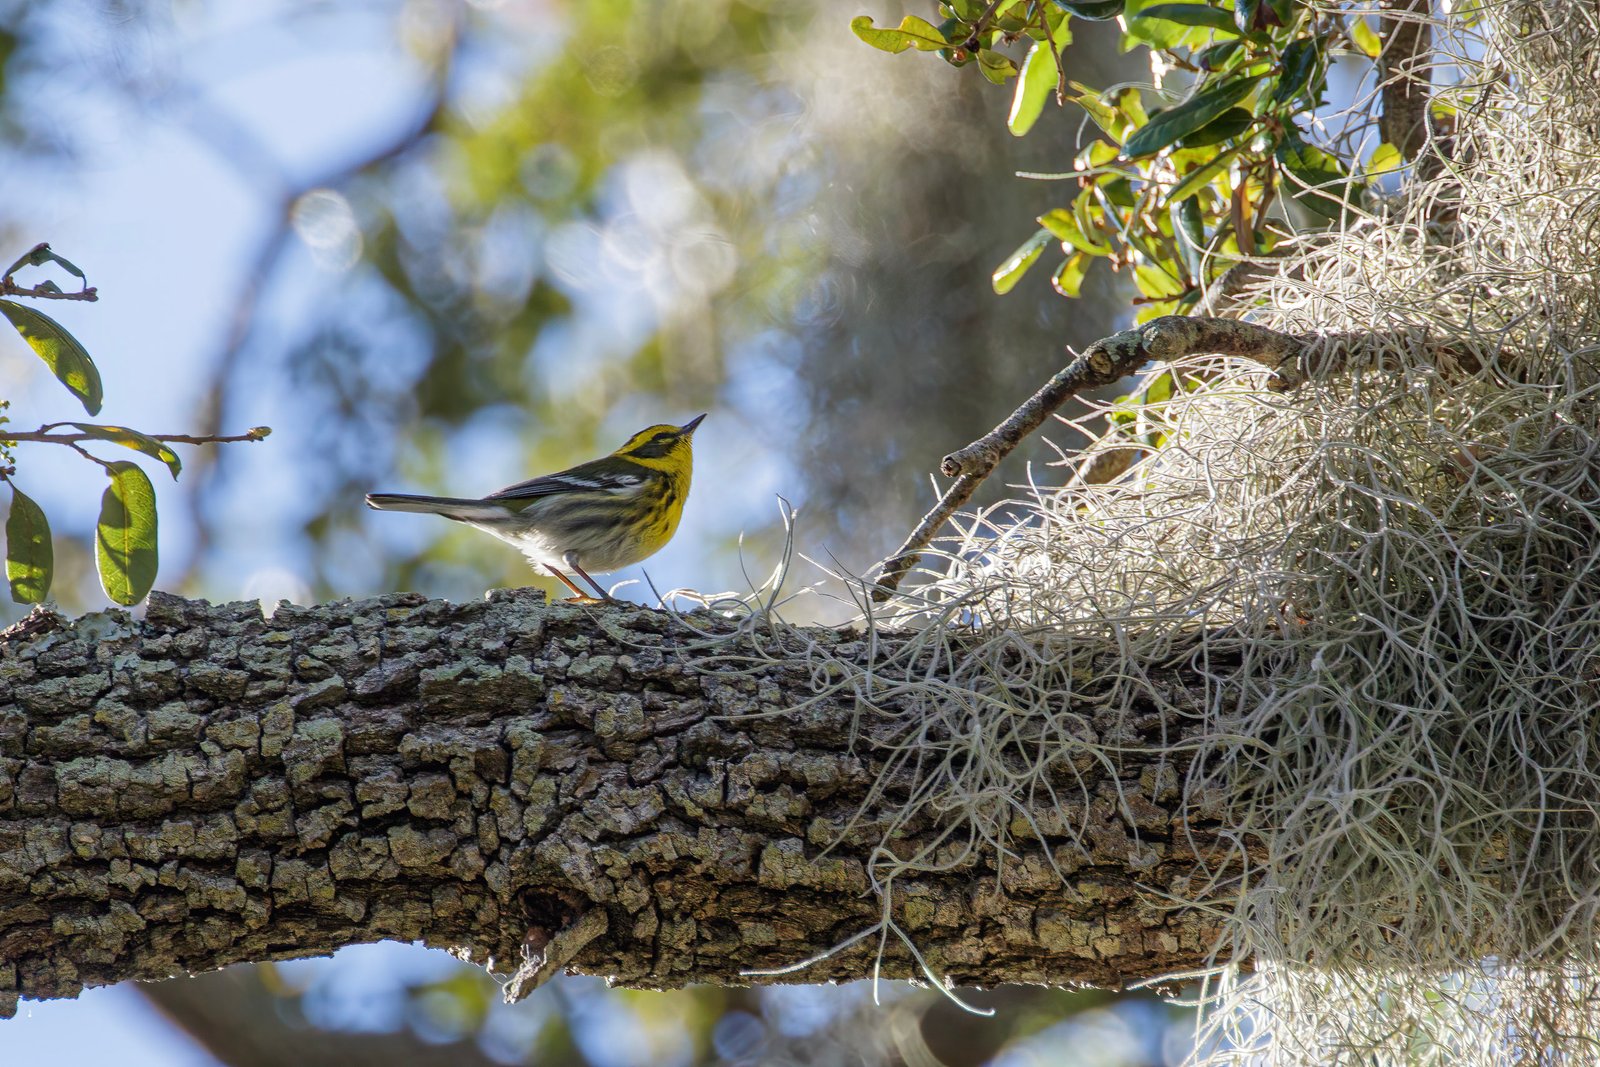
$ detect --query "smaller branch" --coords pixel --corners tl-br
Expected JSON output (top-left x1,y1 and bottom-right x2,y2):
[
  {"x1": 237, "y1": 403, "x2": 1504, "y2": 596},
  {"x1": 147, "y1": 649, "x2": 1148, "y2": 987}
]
[
  {"x1": 63, "y1": 439, "x2": 114, "y2": 472},
  {"x1": 872, "y1": 317, "x2": 1305, "y2": 600},
  {"x1": 960, "y1": 0, "x2": 1009, "y2": 52},
  {"x1": 5, "y1": 427, "x2": 271, "y2": 446},
  {"x1": 504, "y1": 908, "x2": 609, "y2": 1004},
  {"x1": 2, "y1": 242, "x2": 97, "y2": 301},
  {"x1": 1378, "y1": 0, "x2": 1433, "y2": 160},
  {"x1": 0, "y1": 279, "x2": 98, "y2": 302}
]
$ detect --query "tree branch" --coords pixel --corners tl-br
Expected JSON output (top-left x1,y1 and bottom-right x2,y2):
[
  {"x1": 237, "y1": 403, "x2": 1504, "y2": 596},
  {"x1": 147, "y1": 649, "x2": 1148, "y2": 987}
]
[
  {"x1": 0, "y1": 279, "x2": 98, "y2": 303},
  {"x1": 1378, "y1": 0, "x2": 1433, "y2": 160},
  {"x1": 872, "y1": 317, "x2": 1306, "y2": 599},
  {"x1": 4, "y1": 427, "x2": 272, "y2": 447},
  {"x1": 0, "y1": 590, "x2": 1236, "y2": 1018}
]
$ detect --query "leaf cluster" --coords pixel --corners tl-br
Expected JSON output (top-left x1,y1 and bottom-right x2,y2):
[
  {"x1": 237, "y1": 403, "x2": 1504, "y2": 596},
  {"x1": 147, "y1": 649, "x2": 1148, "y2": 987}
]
[
  {"x1": 854, "y1": 1, "x2": 1404, "y2": 323},
  {"x1": 0, "y1": 245, "x2": 270, "y2": 607}
]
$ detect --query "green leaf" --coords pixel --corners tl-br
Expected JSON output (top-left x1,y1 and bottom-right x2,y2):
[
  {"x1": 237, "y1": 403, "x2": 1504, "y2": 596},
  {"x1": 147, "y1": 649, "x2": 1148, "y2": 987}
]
[
  {"x1": 1168, "y1": 142, "x2": 1246, "y2": 201},
  {"x1": 1122, "y1": 75, "x2": 1261, "y2": 158},
  {"x1": 1143, "y1": 367, "x2": 1179, "y2": 406},
  {"x1": 6, "y1": 484, "x2": 51, "y2": 604},
  {"x1": 1009, "y1": 40, "x2": 1060, "y2": 136},
  {"x1": 1114, "y1": 86, "x2": 1150, "y2": 129},
  {"x1": 1073, "y1": 187, "x2": 1115, "y2": 252},
  {"x1": 1233, "y1": 0, "x2": 1261, "y2": 32},
  {"x1": 977, "y1": 48, "x2": 1018, "y2": 83},
  {"x1": 992, "y1": 229, "x2": 1054, "y2": 294},
  {"x1": 1175, "y1": 106, "x2": 1254, "y2": 147},
  {"x1": 3, "y1": 243, "x2": 86, "y2": 287},
  {"x1": 1052, "y1": 252, "x2": 1092, "y2": 297},
  {"x1": 1134, "y1": 261, "x2": 1185, "y2": 299},
  {"x1": 1124, "y1": 0, "x2": 1226, "y2": 46},
  {"x1": 1135, "y1": 3, "x2": 1240, "y2": 33},
  {"x1": 1172, "y1": 197, "x2": 1206, "y2": 282},
  {"x1": 1051, "y1": 0, "x2": 1126, "y2": 18},
  {"x1": 1039, "y1": 207, "x2": 1114, "y2": 255},
  {"x1": 1267, "y1": 0, "x2": 1295, "y2": 23},
  {"x1": 96, "y1": 460, "x2": 159, "y2": 606},
  {"x1": 67, "y1": 423, "x2": 182, "y2": 480},
  {"x1": 1276, "y1": 130, "x2": 1363, "y2": 217},
  {"x1": 1271, "y1": 37, "x2": 1319, "y2": 105},
  {"x1": 1196, "y1": 39, "x2": 1241, "y2": 71},
  {"x1": 1069, "y1": 81, "x2": 1128, "y2": 139},
  {"x1": 849, "y1": 15, "x2": 950, "y2": 53},
  {"x1": 1349, "y1": 15, "x2": 1381, "y2": 58},
  {"x1": 1368, "y1": 141, "x2": 1404, "y2": 175},
  {"x1": 0, "y1": 300, "x2": 103, "y2": 415}
]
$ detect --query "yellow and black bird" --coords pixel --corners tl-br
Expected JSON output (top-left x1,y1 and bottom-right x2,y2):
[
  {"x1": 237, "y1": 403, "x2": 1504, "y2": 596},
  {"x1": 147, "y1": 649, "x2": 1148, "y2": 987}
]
[{"x1": 366, "y1": 415, "x2": 704, "y2": 600}]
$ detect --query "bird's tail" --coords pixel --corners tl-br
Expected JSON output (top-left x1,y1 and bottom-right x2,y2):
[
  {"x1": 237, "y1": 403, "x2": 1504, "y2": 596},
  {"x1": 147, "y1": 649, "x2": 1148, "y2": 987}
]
[{"x1": 365, "y1": 493, "x2": 511, "y2": 522}]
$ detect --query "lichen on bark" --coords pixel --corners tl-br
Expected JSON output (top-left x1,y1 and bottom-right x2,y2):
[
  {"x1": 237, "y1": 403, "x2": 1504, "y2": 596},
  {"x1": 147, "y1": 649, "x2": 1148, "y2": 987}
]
[{"x1": 0, "y1": 589, "x2": 1228, "y2": 1018}]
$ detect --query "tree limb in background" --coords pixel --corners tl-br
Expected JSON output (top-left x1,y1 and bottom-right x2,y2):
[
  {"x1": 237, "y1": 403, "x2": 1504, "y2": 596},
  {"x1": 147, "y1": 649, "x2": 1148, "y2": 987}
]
[
  {"x1": 1378, "y1": 0, "x2": 1434, "y2": 161},
  {"x1": 141, "y1": 964, "x2": 506, "y2": 1067},
  {"x1": 168, "y1": 20, "x2": 462, "y2": 588},
  {"x1": 873, "y1": 317, "x2": 1306, "y2": 599}
]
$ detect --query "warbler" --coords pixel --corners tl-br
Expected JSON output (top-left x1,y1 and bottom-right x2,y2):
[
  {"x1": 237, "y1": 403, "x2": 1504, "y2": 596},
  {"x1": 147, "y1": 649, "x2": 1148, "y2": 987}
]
[{"x1": 366, "y1": 414, "x2": 704, "y2": 600}]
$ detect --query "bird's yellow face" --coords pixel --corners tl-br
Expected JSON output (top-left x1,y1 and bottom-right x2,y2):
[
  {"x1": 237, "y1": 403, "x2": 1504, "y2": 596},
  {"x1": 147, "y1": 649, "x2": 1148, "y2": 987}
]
[{"x1": 612, "y1": 414, "x2": 704, "y2": 476}]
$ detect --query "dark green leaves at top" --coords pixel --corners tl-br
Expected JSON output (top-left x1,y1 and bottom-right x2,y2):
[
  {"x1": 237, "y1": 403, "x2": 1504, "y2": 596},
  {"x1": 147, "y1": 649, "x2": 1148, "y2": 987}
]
[
  {"x1": 96, "y1": 461, "x2": 159, "y2": 606},
  {"x1": 850, "y1": 15, "x2": 949, "y2": 53},
  {"x1": 1135, "y1": 3, "x2": 1241, "y2": 33},
  {"x1": 1272, "y1": 37, "x2": 1320, "y2": 105},
  {"x1": 1051, "y1": 0, "x2": 1126, "y2": 17},
  {"x1": 68, "y1": 423, "x2": 182, "y2": 480},
  {"x1": 1176, "y1": 106, "x2": 1253, "y2": 148},
  {"x1": 1197, "y1": 39, "x2": 1242, "y2": 70},
  {"x1": 1122, "y1": 75, "x2": 1262, "y2": 158},
  {"x1": 6, "y1": 484, "x2": 51, "y2": 604},
  {"x1": 0, "y1": 299, "x2": 103, "y2": 415}
]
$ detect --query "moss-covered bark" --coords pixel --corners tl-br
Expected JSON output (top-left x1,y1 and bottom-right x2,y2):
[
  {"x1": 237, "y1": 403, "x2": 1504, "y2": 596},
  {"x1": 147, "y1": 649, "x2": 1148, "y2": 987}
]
[{"x1": 0, "y1": 589, "x2": 1230, "y2": 1017}]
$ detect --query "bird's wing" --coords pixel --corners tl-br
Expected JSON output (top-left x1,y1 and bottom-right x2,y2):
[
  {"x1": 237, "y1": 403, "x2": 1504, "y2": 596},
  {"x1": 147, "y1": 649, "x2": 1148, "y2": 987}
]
[{"x1": 486, "y1": 456, "x2": 649, "y2": 502}]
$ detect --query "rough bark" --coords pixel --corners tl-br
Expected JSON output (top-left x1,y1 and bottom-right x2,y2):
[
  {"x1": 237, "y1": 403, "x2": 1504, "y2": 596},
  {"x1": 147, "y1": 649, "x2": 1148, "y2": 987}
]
[{"x1": 0, "y1": 589, "x2": 1233, "y2": 1019}]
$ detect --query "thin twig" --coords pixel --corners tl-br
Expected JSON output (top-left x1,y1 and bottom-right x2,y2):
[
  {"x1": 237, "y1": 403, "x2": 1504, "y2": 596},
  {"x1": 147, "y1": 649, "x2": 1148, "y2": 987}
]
[
  {"x1": 960, "y1": 0, "x2": 1009, "y2": 52},
  {"x1": 0, "y1": 279, "x2": 98, "y2": 302},
  {"x1": 872, "y1": 317, "x2": 1307, "y2": 600},
  {"x1": 4, "y1": 427, "x2": 271, "y2": 446}
]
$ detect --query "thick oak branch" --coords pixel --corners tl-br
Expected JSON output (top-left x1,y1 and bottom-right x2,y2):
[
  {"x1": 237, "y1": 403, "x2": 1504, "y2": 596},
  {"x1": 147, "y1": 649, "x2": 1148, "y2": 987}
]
[{"x1": 0, "y1": 590, "x2": 1231, "y2": 1018}]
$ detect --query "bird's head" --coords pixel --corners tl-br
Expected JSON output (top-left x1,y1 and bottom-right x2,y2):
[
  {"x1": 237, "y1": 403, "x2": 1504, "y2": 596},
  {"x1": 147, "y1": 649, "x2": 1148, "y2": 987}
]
[{"x1": 612, "y1": 414, "x2": 705, "y2": 474}]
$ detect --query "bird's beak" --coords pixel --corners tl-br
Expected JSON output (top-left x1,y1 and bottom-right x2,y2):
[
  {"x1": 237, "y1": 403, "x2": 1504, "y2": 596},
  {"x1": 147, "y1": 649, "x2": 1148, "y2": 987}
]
[{"x1": 679, "y1": 413, "x2": 707, "y2": 436}]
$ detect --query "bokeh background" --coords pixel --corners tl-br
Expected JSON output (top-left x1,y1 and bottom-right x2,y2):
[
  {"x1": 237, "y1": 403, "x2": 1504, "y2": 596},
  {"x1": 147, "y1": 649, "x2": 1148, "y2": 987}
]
[{"x1": 1, "y1": 0, "x2": 1194, "y2": 1062}]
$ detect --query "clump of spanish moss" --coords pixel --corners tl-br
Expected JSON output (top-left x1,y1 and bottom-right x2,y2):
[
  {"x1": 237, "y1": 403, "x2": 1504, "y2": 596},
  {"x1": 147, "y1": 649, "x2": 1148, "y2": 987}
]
[{"x1": 688, "y1": 2, "x2": 1600, "y2": 1062}]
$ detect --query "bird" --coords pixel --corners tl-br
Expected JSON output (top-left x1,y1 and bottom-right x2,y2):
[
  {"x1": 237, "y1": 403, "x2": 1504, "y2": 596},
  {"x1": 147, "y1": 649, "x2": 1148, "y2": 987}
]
[{"x1": 366, "y1": 414, "x2": 704, "y2": 601}]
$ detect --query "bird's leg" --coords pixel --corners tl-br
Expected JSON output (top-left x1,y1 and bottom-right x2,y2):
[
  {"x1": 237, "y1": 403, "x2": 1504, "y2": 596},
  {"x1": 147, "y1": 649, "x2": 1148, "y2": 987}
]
[
  {"x1": 564, "y1": 552, "x2": 615, "y2": 601},
  {"x1": 544, "y1": 565, "x2": 597, "y2": 602}
]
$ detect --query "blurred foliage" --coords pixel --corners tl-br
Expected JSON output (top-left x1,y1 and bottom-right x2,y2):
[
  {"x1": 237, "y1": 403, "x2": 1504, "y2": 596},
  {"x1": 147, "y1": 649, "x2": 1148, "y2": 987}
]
[
  {"x1": 145, "y1": 956, "x2": 1190, "y2": 1067},
  {"x1": 171, "y1": 0, "x2": 1135, "y2": 607}
]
